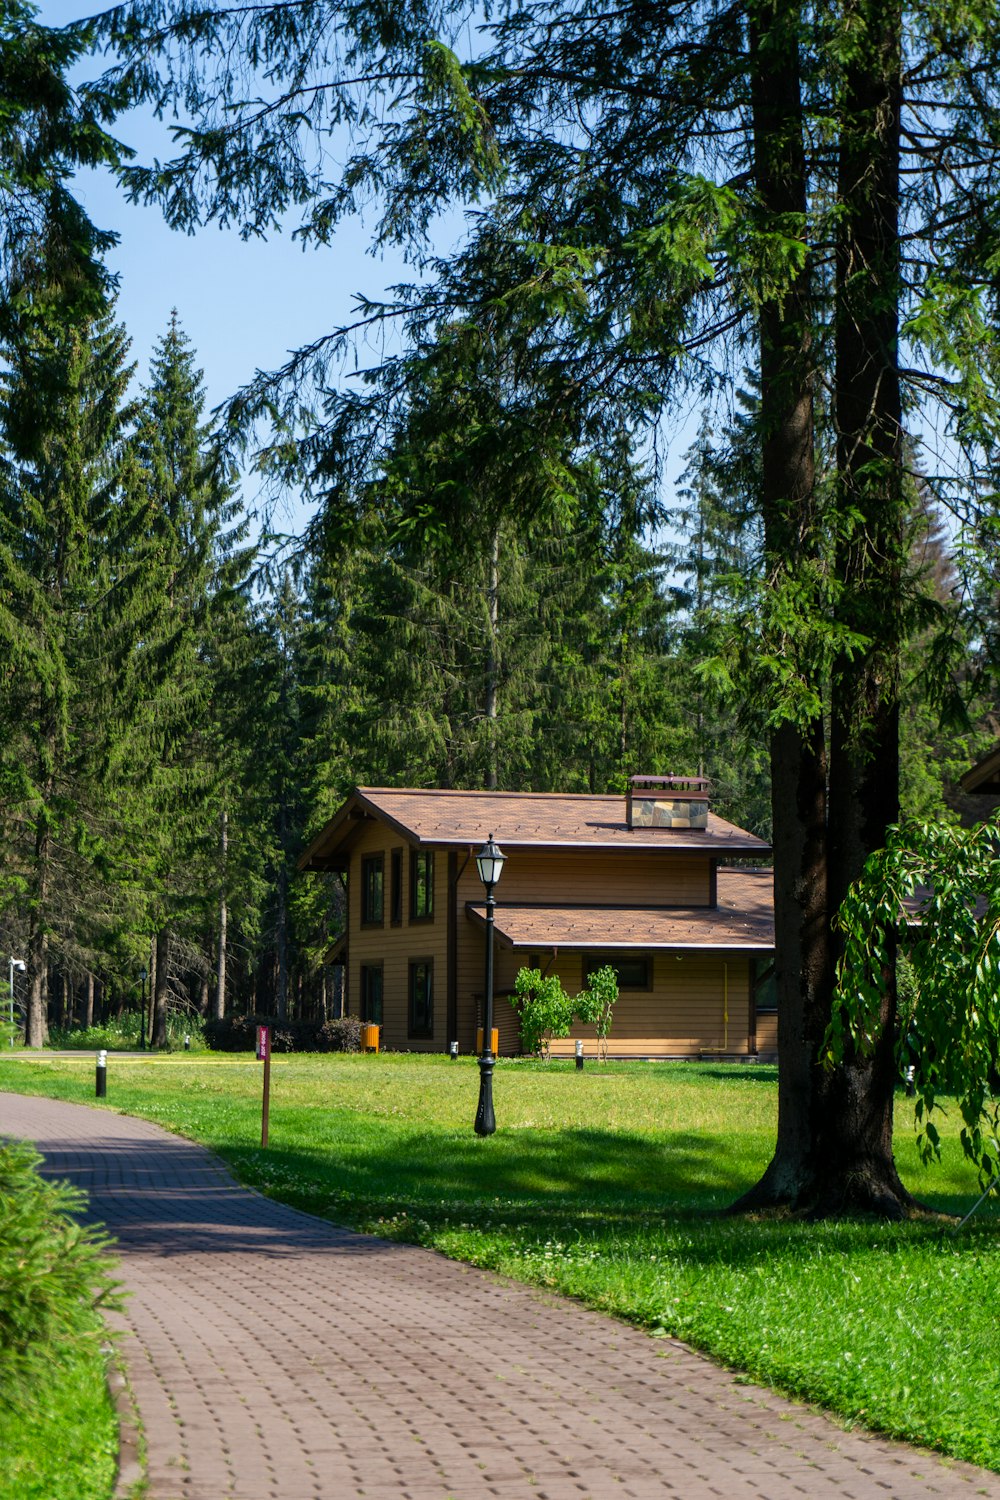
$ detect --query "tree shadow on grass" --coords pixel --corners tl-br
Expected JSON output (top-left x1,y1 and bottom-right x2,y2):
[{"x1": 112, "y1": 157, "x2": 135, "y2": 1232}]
[
  {"x1": 6, "y1": 1087, "x2": 995, "y2": 1269},
  {"x1": 254, "y1": 1123, "x2": 997, "y2": 1240},
  {"x1": 692, "y1": 1064, "x2": 779, "y2": 1085},
  {"x1": 254, "y1": 1123, "x2": 758, "y2": 1218}
]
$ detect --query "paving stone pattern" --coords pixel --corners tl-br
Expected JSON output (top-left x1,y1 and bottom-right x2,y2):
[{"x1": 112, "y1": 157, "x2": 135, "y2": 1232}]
[{"x1": 3, "y1": 1090, "x2": 998, "y2": 1500}]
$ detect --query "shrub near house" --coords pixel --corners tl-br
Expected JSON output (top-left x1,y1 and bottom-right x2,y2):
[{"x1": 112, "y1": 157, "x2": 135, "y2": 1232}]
[
  {"x1": 512, "y1": 965, "x2": 619, "y2": 1058},
  {"x1": 204, "y1": 1015, "x2": 363, "y2": 1052}
]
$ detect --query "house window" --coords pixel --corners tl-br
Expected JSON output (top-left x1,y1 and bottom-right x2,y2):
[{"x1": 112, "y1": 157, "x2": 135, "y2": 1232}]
[
  {"x1": 408, "y1": 960, "x2": 434, "y2": 1037},
  {"x1": 753, "y1": 958, "x2": 777, "y2": 1013},
  {"x1": 410, "y1": 849, "x2": 434, "y2": 920},
  {"x1": 390, "y1": 848, "x2": 403, "y2": 925},
  {"x1": 361, "y1": 855, "x2": 384, "y2": 925},
  {"x1": 584, "y1": 954, "x2": 651, "y2": 990},
  {"x1": 360, "y1": 964, "x2": 383, "y2": 1024}
]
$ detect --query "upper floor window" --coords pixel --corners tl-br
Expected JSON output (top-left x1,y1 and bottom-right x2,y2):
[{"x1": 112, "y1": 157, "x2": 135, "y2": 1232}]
[
  {"x1": 390, "y1": 848, "x2": 403, "y2": 925},
  {"x1": 410, "y1": 849, "x2": 434, "y2": 921},
  {"x1": 361, "y1": 854, "x2": 384, "y2": 925}
]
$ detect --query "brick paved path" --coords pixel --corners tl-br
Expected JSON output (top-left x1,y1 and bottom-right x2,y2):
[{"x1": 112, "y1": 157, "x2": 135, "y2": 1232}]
[{"x1": 3, "y1": 1091, "x2": 998, "y2": 1500}]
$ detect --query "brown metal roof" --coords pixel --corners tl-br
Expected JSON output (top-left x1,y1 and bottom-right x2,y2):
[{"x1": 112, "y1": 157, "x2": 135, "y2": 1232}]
[
  {"x1": 466, "y1": 869, "x2": 775, "y2": 951},
  {"x1": 299, "y1": 786, "x2": 770, "y2": 869},
  {"x1": 960, "y1": 742, "x2": 1000, "y2": 796}
]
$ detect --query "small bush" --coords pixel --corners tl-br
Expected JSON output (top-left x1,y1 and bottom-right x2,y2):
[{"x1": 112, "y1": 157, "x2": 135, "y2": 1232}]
[
  {"x1": 317, "y1": 1016, "x2": 363, "y2": 1053},
  {"x1": 204, "y1": 1013, "x2": 362, "y2": 1053},
  {"x1": 0, "y1": 1140, "x2": 120, "y2": 1413},
  {"x1": 511, "y1": 970, "x2": 575, "y2": 1056},
  {"x1": 574, "y1": 964, "x2": 619, "y2": 1062},
  {"x1": 513, "y1": 965, "x2": 619, "y2": 1058}
]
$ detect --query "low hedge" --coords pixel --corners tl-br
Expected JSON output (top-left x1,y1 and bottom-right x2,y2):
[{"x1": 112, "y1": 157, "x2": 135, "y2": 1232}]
[{"x1": 203, "y1": 1014, "x2": 364, "y2": 1054}]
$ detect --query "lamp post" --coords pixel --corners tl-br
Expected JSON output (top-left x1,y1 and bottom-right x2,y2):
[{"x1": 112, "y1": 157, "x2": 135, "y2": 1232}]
[
  {"x1": 139, "y1": 966, "x2": 148, "y2": 1051},
  {"x1": 474, "y1": 834, "x2": 505, "y2": 1137},
  {"x1": 8, "y1": 957, "x2": 25, "y2": 1047}
]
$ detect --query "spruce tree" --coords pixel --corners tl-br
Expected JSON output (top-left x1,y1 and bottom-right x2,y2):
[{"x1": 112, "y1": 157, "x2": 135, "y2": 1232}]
[
  {"x1": 124, "y1": 312, "x2": 252, "y2": 1044},
  {"x1": 0, "y1": 301, "x2": 139, "y2": 1045}
]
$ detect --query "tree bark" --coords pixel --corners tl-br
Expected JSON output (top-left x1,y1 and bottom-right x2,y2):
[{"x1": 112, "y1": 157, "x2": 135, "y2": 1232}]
[
  {"x1": 736, "y1": 0, "x2": 829, "y2": 1209},
  {"x1": 484, "y1": 526, "x2": 500, "y2": 789},
  {"x1": 84, "y1": 972, "x2": 94, "y2": 1030},
  {"x1": 215, "y1": 805, "x2": 228, "y2": 1021},
  {"x1": 152, "y1": 929, "x2": 170, "y2": 1047},
  {"x1": 819, "y1": 0, "x2": 911, "y2": 1214},
  {"x1": 276, "y1": 868, "x2": 289, "y2": 1021},
  {"x1": 737, "y1": 0, "x2": 913, "y2": 1217},
  {"x1": 25, "y1": 812, "x2": 50, "y2": 1049}
]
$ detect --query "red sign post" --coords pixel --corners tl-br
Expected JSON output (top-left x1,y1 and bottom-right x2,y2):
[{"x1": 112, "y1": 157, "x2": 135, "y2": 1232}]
[{"x1": 256, "y1": 1026, "x2": 271, "y2": 1148}]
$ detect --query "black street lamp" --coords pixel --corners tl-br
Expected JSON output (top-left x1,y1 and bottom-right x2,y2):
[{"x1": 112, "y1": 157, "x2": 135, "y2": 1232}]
[{"x1": 474, "y1": 833, "x2": 505, "y2": 1137}]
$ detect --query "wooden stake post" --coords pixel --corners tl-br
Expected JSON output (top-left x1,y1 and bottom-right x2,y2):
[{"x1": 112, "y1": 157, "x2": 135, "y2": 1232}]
[{"x1": 256, "y1": 1025, "x2": 271, "y2": 1147}]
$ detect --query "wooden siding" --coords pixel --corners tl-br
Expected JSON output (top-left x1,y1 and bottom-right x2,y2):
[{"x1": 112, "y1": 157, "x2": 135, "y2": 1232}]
[
  {"x1": 452, "y1": 849, "x2": 711, "y2": 1052},
  {"x1": 472, "y1": 848, "x2": 713, "y2": 907},
  {"x1": 756, "y1": 1013, "x2": 778, "y2": 1055},
  {"x1": 346, "y1": 819, "x2": 449, "y2": 1052},
  {"x1": 545, "y1": 952, "x2": 752, "y2": 1058},
  {"x1": 347, "y1": 825, "x2": 762, "y2": 1057}
]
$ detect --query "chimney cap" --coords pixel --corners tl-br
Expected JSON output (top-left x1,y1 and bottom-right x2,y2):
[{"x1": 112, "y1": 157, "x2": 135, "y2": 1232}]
[{"x1": 628, "y1": 774, "x2": 711, "y2": 794}]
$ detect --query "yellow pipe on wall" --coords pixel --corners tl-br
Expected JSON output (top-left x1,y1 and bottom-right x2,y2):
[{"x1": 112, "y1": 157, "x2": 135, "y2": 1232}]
[{"x1": 701, "y1": 959, "x2": 730, "y2": 1055}]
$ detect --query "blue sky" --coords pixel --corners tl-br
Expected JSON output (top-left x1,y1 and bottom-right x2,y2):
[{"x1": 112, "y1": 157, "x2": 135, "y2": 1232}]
[
  {"x1": 41, "y1": 1, "x2": 702, "y2": 543},
  {"x1": 43, "y1": 1, "x2": 420, "y2": 533}
]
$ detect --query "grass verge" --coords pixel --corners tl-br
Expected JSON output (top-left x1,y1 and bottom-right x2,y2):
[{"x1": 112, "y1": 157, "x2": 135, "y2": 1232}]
[
  {"x1": 1, "y1": 1051, "x2": 997, "y2": 1472},
  {"x1": 0, "y1": 1342, "x2": 119, "y2": 1500}
]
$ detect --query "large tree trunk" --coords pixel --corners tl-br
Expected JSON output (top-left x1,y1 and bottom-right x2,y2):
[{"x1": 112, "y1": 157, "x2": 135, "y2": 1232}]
[
  {"x1": 152, "y1": 929, "x2": 170, "y2": 1047},
  {"x1": 739, "y1": 0, "x2": 912, "y2": 1217},
  {"x1": 25, "y1": 813, "x2": 51, "y2": 1049},
  {"x1": 819, "y1": 0, "x2": 911, "y2": 1215},
  {"x1": 275, "y1": 870, "x2": 289, "y2": 1021},
  {"x1": 84, "y1": 972, "x2": 94, "y2": 1029},
  {"x1": 484, "y1": 526, "x2": 500, "y2": 789},
  {"x1": 736, "y1": 0, "x2": 830, "y2": 1209},
  {"x1": 25, "y1": 933, "x2": 48, "y2": 1049},
  {"x1": 215, "y1": 806, "x2": 228, "y2": 1021}
]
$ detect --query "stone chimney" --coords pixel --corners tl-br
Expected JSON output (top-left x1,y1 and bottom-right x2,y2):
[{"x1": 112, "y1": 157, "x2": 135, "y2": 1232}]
[{"x1": 626, "y1": 774, "x2": 711, "y2": 830}]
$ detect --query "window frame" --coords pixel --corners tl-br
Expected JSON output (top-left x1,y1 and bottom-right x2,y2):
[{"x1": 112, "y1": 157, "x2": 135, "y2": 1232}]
[
  {"x1": 360, "y1": 854, "x2": 384, "y2": 927},
  {"x1": 360, "y1": 963, "x2": 384, "y2": 1025},
  {"x1": 752, "y1": 958, "x2": 777, "y2": 1014},
  {"x1": 409, "y1": 848, "x2": 435, "y2": 922},
  {"x1": 390, "y1": 847, "x2": 403, "y2": 926},
  {"x1": 408, "y1": 958, "x2": 434, "y2": 1039},
  {"x1": 583, "y1": 953, "x2": 652, "y2": 991}
]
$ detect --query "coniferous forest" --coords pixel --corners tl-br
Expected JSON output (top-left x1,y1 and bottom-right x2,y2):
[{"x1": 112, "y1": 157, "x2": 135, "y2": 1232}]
[
  {"x1": 3, "y1": 0, "x2": 1000, "y2": 1216},
  {"x1": 1, "y1": 294, "x2": 993, "y2": 1044}
]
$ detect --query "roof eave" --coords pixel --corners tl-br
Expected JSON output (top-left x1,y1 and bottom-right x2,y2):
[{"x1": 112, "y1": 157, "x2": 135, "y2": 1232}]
[
  {"x1": 297, "y1": 790, "x2": 379, "y2": 871},
  {"x1": 960, "y1": 745, "x2": 1000, "y2": 795}
]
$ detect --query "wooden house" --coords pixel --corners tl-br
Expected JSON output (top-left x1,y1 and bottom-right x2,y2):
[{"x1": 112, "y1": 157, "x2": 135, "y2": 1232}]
[
  {"x1": 960, "y1": 742, "x2": 1000, "y2": 802},
  {"x1": 299, "y1": 778, "x2": 776, "y2": 1058}
]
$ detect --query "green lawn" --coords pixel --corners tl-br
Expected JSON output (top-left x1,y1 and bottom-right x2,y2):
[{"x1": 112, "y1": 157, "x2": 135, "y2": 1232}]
[
  {"x1": 2, "y1": 1051, "x2": 998, "y2": 1472},
  {"x1": 0, "y1": 1345, "x2": 120, "y2": 1500}
]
